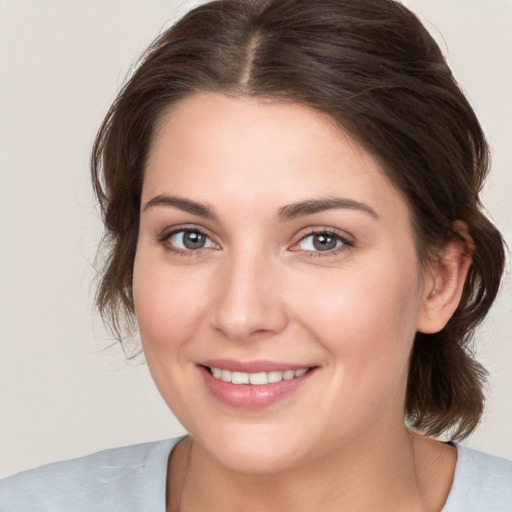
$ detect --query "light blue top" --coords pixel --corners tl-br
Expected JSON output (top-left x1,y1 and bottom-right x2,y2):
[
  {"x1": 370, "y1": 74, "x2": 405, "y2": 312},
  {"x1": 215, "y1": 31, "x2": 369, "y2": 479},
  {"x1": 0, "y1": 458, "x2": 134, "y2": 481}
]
[{"x1": 1, "y1": 438, "x2": 511, "y2": 511}]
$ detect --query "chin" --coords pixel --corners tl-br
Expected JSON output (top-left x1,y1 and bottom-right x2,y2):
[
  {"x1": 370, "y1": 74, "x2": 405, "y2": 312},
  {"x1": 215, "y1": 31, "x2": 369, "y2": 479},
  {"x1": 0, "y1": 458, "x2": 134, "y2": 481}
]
[{"x1": 192, "y1": 422, "x2": 311, "y2": 475}]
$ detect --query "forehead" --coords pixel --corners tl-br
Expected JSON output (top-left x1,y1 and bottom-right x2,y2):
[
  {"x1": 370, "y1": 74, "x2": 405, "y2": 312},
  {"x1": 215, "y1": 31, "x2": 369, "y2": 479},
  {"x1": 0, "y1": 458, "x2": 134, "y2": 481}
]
[{"x1": 143, "y1": 93, "x2": 409, "y2": 226}]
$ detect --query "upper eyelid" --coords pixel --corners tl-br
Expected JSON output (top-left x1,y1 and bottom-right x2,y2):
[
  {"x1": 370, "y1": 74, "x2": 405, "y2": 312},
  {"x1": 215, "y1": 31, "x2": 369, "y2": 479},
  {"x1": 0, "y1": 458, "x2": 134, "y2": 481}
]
[
  {"x1": 158, "y1": 224, "x2": 212, "y2": 240},
  {"x1": 294, "y1": 227, "x2": 354, "y2": 243},
  {"x1": 156, "y1": 224, "x2": 354, "y2": 250},
  {"x1": 159, "y1": 226, "x2": 219, "y2": 254},
  {"x1": 288, "y1": 228, "x2": 355, "y2": 257},
  {"x1": 300, "y1": 231, "x2": 349, "y2": 242}
]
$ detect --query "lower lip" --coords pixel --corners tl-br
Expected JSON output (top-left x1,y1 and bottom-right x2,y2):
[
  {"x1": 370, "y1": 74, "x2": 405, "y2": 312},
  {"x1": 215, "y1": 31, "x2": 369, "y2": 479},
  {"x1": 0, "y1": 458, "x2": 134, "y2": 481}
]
[{"x1": 199, "y1": 366, "x2": 315, "y2": 409}]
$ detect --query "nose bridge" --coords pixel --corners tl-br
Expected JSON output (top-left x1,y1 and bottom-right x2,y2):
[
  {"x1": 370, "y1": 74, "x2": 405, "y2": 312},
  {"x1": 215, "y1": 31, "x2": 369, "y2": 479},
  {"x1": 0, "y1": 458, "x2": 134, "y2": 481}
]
[{"x1": 212, "y1": 245, "x2": 287, "y2": 341}]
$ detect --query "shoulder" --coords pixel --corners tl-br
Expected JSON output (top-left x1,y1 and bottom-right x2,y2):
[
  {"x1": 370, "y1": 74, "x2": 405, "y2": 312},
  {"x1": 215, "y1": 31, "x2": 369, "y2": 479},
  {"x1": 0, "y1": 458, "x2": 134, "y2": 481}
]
[
  {"x1": 0, "y1": 438, "x2": 181, "y2": 512},
  {"x1": 443, "y1": 443, "x2": 512, "y2": 512}
]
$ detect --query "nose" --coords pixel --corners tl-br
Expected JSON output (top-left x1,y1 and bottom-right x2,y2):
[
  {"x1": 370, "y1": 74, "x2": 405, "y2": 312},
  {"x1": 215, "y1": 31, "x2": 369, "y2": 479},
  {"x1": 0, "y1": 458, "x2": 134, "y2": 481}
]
[{"x1": 210, "y1": 251, "x2": 288, "y2": 342}]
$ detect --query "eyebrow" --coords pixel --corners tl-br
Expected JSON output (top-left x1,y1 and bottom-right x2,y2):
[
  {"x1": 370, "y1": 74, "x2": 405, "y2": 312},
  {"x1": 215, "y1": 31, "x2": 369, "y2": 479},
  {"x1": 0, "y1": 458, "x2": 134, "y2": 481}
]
[
  {"x1": 277, "y1": 198, "x2": 379, "y2": 221},
  {"x1": 143, "y1": 194, "x2": 379, "y2": 222},
  {"x1": 143, "y1": 194, "x2": 218, "y2": 220}
]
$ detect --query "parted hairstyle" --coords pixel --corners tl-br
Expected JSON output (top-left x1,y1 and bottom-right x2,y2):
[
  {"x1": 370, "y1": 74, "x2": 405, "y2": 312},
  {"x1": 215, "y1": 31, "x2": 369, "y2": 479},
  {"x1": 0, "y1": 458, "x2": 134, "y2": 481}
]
[{"x1": 91, "y1": 0, "x2": 505, "y2": 440}]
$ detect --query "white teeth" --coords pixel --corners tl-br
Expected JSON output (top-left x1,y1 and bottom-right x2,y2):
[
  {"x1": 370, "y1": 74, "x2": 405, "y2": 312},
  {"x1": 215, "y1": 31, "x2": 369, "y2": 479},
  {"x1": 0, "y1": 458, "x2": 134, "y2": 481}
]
[
  {"x1": 209, "y1": 367, "x2": 310, "y2": 385},
  {"x1": 249, "y1": 372, "x2": 267, "y2": 385},
  {"x1": 211, "y1": 367, "x2": 222, "y2": 379},
  {"x1": 221, "y1": 369, "x2": 232, "y2": 383},
  {"x1": 267, "y1": 371, "x2": 283, "y2": 383},
  {"x1": 231, "y1": 371, "x2": 249, "y2": 384}
]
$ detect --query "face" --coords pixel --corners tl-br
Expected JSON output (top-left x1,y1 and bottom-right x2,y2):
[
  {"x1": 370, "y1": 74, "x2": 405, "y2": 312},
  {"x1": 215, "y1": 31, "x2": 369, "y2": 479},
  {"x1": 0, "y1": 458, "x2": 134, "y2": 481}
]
[{"x1": 133, "y1": 93, "x2": 431, "y2": 473}]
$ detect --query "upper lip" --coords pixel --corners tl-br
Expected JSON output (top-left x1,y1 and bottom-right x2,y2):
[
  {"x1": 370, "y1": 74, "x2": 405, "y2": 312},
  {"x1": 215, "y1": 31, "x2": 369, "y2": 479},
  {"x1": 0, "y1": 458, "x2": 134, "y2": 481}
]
[{"x1": 199, "y1": 359, "x2": 314, "y2": 373}]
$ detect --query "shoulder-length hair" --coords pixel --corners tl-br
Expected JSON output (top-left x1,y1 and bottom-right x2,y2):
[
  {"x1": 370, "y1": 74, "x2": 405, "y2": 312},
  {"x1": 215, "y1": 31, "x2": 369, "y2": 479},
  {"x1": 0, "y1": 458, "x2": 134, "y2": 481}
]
[{"x1": 91, "y1": 0, "x2": 505, "y2": 440}]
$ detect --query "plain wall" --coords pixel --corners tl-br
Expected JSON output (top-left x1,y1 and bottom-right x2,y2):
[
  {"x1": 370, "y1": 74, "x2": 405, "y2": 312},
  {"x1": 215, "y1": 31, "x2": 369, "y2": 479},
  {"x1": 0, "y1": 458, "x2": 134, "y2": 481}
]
[{"x1": 1, "y1": 0, "x2": 511, "y2": 478}]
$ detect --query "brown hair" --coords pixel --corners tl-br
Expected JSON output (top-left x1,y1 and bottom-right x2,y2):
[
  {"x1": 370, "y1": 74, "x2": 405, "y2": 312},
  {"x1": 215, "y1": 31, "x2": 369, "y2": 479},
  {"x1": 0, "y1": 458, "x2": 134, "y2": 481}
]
[{"x1": 91, "y1": 0, "x2": 505, "y2": 440}]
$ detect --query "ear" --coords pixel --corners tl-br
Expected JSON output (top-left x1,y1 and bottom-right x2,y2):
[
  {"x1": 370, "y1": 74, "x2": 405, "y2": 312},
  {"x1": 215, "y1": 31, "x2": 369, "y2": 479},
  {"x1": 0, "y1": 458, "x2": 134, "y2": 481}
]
[{"x1": 417, "y1": 221, "x2": 473, "y2": 334}]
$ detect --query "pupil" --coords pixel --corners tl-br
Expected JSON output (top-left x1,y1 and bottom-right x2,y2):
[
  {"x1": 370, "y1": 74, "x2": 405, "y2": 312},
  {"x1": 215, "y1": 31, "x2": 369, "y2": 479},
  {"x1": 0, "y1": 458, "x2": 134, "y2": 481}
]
[
  {"x1": 184, "y1": 231, "x2": 205, "y2": 249},
  {"x1": 313, "y1": 234, "x2": 337, "y2": 251}
]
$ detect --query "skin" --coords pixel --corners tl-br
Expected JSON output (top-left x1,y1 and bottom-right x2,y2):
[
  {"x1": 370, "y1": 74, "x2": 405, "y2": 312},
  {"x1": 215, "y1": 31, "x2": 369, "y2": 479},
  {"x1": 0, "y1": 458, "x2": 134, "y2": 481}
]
[{"x1": 133, "y1": 93, "x2": 471, "y2": 511}]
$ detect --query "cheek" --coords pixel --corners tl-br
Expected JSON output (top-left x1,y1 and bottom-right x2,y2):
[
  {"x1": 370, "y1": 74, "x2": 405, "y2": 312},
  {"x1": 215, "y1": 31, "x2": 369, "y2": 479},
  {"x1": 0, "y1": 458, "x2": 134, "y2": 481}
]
[
  {"x1": 132, "y1": 252, "x2": 209, "y2": 355},
  {"x1": 292, "y1": 262, "x2": 423, "y2": 430},
  {"x1": 291, "y1": 258, "x2": 423, "y2": 370}
]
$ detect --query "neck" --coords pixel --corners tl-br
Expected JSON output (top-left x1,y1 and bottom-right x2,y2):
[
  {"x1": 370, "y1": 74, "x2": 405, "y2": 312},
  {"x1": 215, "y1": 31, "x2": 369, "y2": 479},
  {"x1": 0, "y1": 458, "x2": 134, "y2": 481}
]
[{"x1": 167, "y1": 428, "x2": 455, "y2": 512}]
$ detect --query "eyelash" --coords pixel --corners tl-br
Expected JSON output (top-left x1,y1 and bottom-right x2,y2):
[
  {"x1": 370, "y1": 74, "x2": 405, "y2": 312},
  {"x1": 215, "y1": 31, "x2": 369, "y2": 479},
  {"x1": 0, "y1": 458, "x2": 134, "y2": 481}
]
[
  {"x1": 292, "y1": 230, "x2": 354, "y2": 258},
  {"x1": 158, "y1": 226, "x2": 216, "y2": 256},
  {"x1": 158, "y1": 226, "x2": 354, "y2": 258}
]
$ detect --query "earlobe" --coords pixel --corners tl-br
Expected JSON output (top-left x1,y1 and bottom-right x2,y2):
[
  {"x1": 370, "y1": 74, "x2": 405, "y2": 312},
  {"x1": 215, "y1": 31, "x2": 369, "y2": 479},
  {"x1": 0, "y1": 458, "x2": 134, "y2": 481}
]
[{"x1": 417, "y1": 221, "x2": 473, "y2": 334}]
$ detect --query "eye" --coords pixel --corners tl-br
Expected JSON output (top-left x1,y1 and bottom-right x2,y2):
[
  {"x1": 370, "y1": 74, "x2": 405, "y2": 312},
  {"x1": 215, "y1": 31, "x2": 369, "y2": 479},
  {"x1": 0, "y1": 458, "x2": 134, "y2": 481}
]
[
  {"x1": 165, "y1": 229, "x2": 217, "y2": 251},
  {"x1": 294, "y1": 231, "x2": 351, "y2": 254}
]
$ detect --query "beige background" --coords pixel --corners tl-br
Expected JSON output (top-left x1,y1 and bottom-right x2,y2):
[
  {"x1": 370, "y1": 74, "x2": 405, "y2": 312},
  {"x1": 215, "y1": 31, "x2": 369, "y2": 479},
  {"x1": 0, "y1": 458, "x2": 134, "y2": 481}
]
[{"x1": 1, "y1": 0, "x2": 511, "y2": 478}]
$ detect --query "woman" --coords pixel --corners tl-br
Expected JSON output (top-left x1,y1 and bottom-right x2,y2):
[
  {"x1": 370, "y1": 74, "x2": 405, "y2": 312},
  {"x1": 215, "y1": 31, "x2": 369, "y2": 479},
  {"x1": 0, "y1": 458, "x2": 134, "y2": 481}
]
[{"x1": 1, "y1": 0, "x2": 511, "y2": 510}]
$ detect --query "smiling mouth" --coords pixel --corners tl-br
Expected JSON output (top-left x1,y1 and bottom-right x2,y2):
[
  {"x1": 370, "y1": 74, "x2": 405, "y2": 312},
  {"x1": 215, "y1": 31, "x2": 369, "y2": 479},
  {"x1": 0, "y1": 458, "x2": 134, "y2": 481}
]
[
  {"x1": 203, "y1": 366, "x2": 313, "y2": 385},
  {"x1": 199, "y1": 363, "x2": 318, "y2": 408}
]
